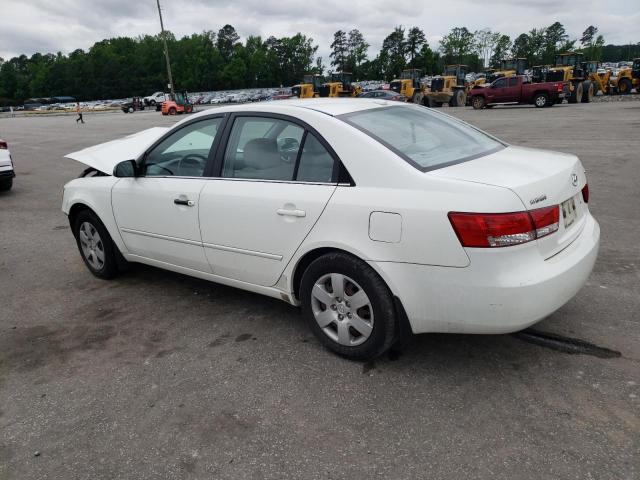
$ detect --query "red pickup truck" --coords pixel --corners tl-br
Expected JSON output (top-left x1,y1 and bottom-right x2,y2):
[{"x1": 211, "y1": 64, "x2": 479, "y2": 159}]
[{"x1": 469, "y1": 75, "x2": 568, "y2": 109}]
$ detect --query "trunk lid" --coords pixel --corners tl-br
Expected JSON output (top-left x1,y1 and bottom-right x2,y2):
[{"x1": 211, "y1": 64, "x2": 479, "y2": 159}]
[
  {"x1": 431, "y1": 145, "x2": 588, "y2": 258},
  {"x1": 64, "y1": 126, "x2": 169, "y2": 174}
]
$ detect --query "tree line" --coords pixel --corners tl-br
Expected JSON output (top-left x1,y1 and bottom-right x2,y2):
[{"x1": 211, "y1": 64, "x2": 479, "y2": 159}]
[{"x1": 0, "y1": 23, "x2": 638, "y2": 104}]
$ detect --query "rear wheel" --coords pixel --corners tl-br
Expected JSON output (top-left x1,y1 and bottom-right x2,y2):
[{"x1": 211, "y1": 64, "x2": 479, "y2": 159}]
[
  {"x1": 300, "y1": 252, "x2": 397, "y2": 361},
  {"x1": 168, "y1": 107, "x2": 177, "y2": 115},
  {"x1": 128, "y1": 106, "x2": 134, "y2": 113},
  {"x1": 149, "y1": 100, "x2": 156, "y2": 106},
  {"x1": 472, "y1": 95, "x2": 486, "y2": 110},
  {"x1": 581, "y1": 81, "x2": 593, "y2": 103},
  {"x1": 533, "y1": 93, "x2": 549, "y2": 108},
  {"x1": 569, "y1": 82, "x2": 583, "y2": 103},
  {"x1": 618, "y1": 78, "x2": 631, "y2": 95},
  {"x1": 73, "y1": 210, "x2": 120, "y2": 279}
]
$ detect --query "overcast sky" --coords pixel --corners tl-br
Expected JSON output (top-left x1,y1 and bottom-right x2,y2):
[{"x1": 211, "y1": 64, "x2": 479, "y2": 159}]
[{"x1": 1, "y1": 0, "x2": 638, "y2": 61}]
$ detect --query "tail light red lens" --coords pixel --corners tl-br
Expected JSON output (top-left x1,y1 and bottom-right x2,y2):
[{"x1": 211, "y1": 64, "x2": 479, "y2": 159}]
[
  {"x1": 448, "y1": 205, "x2": 560, "y2": 248},
  {"x1": 0, "y1": 140, "x2": 7, "y2": 149},
  {"x1": 581, "y1": 183, "x2": 589, "y2": 203}
]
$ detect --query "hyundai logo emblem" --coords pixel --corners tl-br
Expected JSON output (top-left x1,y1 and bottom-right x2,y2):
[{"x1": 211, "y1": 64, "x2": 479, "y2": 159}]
[{"x1": 571, "y1": 173, "x2": 578, "y2": 187}]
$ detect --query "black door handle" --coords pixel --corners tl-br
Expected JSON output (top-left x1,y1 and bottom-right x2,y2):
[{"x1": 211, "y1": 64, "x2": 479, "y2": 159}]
[{"x1": 174, "y1": 198, "x2": 195, "y2": 206}]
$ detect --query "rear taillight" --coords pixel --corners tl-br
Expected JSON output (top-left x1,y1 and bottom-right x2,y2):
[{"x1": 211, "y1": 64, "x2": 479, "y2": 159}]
[
  {"x1": 0, "y1": 140, "x2": 7, "y2": 149},
  {"x1": 556, "y1": 83, "x2": 563, "y2": 92},
  {"x1": 448, "y1": 205, "x2": 560, "y2": 248},
  {"x1": 581, "y1": 183, "x2": 589, "y2": 203}
]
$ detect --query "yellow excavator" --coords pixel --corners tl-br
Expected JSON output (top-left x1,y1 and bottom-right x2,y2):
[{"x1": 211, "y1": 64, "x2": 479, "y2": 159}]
[
  {"x1": 424, "y1": 65, "x2": 468, "y2": 107},
  {"x1": 318, "y1": 72, "x2": 362, "y2": 97},
  {"x1": 582, "y1": 61, "x2": 612, "y2": 96},
  {"x1": 389, "y1": 69, "x2": 425, "y2": 104},
  {"x1": 611, "y1": 58, "x2": 640, "y2": 94},
  {"x1": 487, "y1": 58, "x2": 527, "y2": 83},
  {"x1": 546, "y1": 52, "x2": 592, "y2": 103},
  {"x1": 291, "y1": 74, "x2": 324, "y2": 98}
]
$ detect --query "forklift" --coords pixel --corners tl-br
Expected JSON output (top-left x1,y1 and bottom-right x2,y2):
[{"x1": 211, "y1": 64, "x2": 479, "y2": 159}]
[{"x1": 161, "y1": 91, "x2": 194, "y2": 115}]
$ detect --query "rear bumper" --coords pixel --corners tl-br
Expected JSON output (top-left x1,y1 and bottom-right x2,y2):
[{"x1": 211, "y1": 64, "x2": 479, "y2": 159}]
[{"x1": 371, "y1": 214, "x2": 600, "y2": 334}]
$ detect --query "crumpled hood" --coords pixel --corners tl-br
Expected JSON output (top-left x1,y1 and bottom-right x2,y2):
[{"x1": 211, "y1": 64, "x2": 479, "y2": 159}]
[{"x1": 64, "y1": 127, "x2": 169, "y2": 174}]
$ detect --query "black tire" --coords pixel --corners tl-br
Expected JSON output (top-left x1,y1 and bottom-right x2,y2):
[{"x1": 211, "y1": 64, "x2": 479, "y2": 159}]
[
  {"x1": 581, "y1": 80, "x2": 593, "y2": 103},
  {"x1": 471, "y1": 95, "x2": 486, "y2": 110},
  {"x1": 73, "y1": 210, "x2": 120, "y2": 279},
  {"x1": 0, "y1": 178, "x2": 13, "y2": 191},
  {"x1": 568, "y1": 82, "x2": 583, "y2": 103},
  {"x1": 168, "y1": 107, "x2": 177, "y2": 115},
  {"x1": 449, "y1": 89, "x2": 465, "y2": 107},
  {"x1": 300, "y1": 252, "x2": 397, "y2": 361},
  {"x1": 618, "y1": 78, "x2": 631, "y2": 95},
  {"x1": 128, "y1": 106, "x2": 134, "y2": 113},
  {"x1": 533, "y1": 93, "x2": 548, "y2": 108},
  {"x1": 149, "y1": 100, "x2": 156, "y2": 106}
]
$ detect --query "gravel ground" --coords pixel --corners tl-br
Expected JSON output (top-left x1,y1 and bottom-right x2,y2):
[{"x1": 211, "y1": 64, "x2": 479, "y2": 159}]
[{"x1": 0, "y1": 100, "x2": 638, "y2": 480}]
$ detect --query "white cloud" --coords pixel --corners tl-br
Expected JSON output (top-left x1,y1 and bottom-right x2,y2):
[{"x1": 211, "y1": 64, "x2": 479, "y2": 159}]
[{"x1": 1, "y1": 0, "x2": 638, "y2": 60}]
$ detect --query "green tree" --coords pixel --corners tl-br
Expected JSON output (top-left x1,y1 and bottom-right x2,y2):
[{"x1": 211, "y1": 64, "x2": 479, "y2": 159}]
[
  {"x1": 381, "y1": 26, "x2": 407, "y2": 79},
  {"x1": 490, "y1": 34, "x2": 511, "y2": 68},
  {"x1": 346, "y1": 29, "x2": 369, "y2": 78},
  {"x1": 330, "y1": 30, "x2": 348, "y2": 72},
  {"x1": 406, "y1": 27, "x2": 426, "y2": 68},
  {"x1": 440, "y1": 27, "x2": 475, "y2": 64},
  {"x1": 217, "y1": 24, "x2": 240, "y2": 61}
]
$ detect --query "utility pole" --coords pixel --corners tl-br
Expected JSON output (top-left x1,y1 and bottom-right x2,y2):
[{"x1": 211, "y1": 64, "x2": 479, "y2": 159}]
[{"x1": 156, "y1": 0, "x2": 174, "y2": 96}]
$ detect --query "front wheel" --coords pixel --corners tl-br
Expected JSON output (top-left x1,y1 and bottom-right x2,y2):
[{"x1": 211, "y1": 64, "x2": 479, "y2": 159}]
[
  {"x1": 168, "y1": 107, "x2": 177, "y2": 115},
  {"x1": 74, "y1": 210, "x2": 120, "y2": 279},
  {"x1": 300, "y1": 252, "x2": 397, "y2": 361}
]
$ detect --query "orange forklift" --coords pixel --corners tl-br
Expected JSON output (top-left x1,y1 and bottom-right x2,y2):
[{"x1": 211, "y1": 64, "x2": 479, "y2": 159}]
[{"x1": 161, "y1": 91, "x2": 194, "y2": 115}]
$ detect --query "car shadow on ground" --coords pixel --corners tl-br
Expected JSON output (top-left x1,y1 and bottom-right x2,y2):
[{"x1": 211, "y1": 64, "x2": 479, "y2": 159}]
[{"x1": 109, "y1": 263, "x2": 597, "y2": 374}]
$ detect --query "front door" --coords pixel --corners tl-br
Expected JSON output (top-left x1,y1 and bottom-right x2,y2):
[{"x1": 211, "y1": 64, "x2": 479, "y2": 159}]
[
  {"x1": 112, "y1": 116, "x2": 224, "y2": 272},
  {"x1": 488, "y1": 77, "x2": 509, "y2": 102},
  {"x1": 198, "y1": 115, "x2": 339, "y2": 286}
]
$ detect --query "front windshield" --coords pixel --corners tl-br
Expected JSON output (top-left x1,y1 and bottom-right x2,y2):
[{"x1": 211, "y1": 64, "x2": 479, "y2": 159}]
[{"x1": 340, "y1": 106, "x2": 503, "y2": 171}]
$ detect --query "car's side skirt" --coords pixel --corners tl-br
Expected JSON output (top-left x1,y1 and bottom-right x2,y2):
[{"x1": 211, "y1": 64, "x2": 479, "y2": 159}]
[{"x1": 123, "y1": 253, "x2": 295, "y2": 305}]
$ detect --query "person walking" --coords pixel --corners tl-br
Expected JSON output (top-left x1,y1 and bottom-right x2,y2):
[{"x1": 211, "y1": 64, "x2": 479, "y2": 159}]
[
  {"x1": 9, "y1": 106, "x2": 14, "y2": 118},
  {"x1": 75, "y1": 102, "x2": 84, "y2": 124}
]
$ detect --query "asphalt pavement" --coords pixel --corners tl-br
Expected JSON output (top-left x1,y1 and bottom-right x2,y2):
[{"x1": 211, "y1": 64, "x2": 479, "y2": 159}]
[{"x1": 0, "y1": 101, "x2": 638, "y2": 479}]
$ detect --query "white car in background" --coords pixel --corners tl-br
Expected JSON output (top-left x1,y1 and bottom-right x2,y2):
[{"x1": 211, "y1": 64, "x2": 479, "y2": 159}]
[
  {"x1": 143, "y1": 92, "x2": 168, "y2": 106},
  {"x1": 0, "y1": 139, "x2": 15, "y2": 191},
  {"x1": 61, "y1": 99, "x2": 599, "y2": 360}
]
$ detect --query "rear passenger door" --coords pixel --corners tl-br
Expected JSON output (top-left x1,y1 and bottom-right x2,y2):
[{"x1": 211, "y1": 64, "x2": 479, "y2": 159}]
[{"x1": 198, "y1": 114, "x2": 340, "y2": 286}]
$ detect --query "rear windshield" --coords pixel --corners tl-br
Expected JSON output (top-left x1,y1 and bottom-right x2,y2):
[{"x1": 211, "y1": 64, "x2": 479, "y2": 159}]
[{"x1": 339, "y1": 106, "x2": 504, "y2": 171}]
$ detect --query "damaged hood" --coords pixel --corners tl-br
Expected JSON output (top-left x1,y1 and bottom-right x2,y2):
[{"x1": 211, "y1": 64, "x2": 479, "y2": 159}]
[{"x1": 64, "y1": 127, "x2": 169, "y2": 174}]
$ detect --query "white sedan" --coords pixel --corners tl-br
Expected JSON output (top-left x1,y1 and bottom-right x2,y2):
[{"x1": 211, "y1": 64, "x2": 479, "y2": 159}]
[
  {"x1": 0, "y1": 139, "x2": 15, "y2": 191},
  {"x1": 62, "y1": 99, "x2": 599, "y2": 360}
]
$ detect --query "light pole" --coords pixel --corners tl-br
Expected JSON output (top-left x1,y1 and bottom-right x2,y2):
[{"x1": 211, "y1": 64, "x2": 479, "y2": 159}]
[{"x1": 156, "y1": 0, "x2": 175, "y2": 96}]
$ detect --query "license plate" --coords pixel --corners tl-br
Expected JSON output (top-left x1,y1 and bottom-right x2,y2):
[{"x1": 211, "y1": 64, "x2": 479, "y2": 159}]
[{"x1": 561, "y1": 197, "x2": 577, "y2": 229}]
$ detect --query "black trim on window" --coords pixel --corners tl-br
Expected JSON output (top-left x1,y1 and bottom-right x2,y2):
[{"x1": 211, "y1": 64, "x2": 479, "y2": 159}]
[
  {"x1": 138, "y1": 113, "x2": 229, "y2": 177},
  {"x1": 337, "y1": 105, "x2": 506, "y2": 173},
  {"x1": 211, "y1": 111, "x2": 352, "y2": 185},
  {"x1": 292, "y1": 130, "x2": 308, "y2": 181}
]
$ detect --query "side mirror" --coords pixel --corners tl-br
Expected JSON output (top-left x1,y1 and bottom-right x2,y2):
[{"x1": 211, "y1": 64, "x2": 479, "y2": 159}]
[{"x1": 113, "y1": 159, "x2": 139, "y2": 177}]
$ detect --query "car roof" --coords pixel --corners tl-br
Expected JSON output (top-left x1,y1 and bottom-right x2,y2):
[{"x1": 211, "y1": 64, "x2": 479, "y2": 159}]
[{"x1": 187, "y1": 98, "x2": 398, "y2": 122}]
